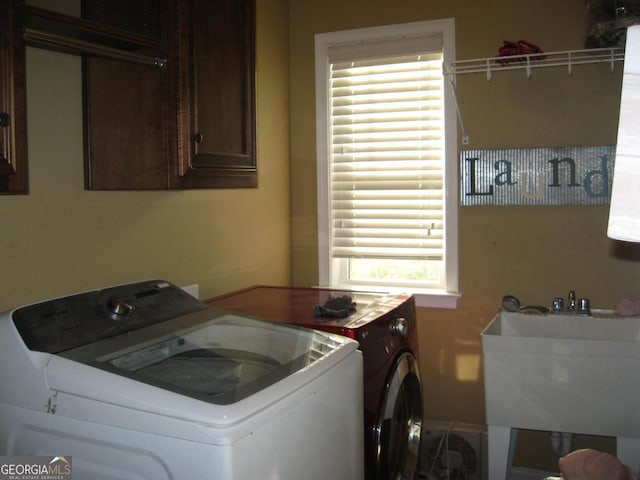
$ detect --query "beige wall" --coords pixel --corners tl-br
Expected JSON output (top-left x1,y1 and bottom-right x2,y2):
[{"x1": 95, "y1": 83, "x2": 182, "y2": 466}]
[
  {"x1": 0, "y1": 0, "x2": 291, "y2": 311},
  {"x1": 289, "y1": 0, "x2": 640, "y2": 469}
]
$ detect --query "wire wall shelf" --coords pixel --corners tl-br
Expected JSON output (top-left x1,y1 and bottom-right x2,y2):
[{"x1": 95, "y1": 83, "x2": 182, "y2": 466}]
[{"x1": 444, "y1": 47, "x2": 625, "y2": 81}]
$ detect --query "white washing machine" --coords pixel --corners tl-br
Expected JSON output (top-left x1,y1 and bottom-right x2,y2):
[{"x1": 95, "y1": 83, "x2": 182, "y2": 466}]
[{"x1": 0, "y1": 280, "x2": 363, "y2": 480}]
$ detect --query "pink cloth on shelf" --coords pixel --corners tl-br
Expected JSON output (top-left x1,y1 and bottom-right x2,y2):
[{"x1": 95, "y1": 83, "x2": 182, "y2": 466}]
[
  {"x1": 558, "y1": 449, "x2": 639, "y2": 480},
  {"x1": 614, "y1": 297, "x2": 640, "y2": 317}
]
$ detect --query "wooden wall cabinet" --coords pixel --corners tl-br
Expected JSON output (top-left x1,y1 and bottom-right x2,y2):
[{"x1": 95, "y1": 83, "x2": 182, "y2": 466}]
[
  {"x1": 84, "y1": 0, "x2": 257, "y2": 190},
  {"x1": 172, "y1": 0, "x2": 257, "y2": 189},
  {"x1": 0, "y1": 0, "x2": 28, "y2": 194},
  {"x1": 20, "y1": 0, "x2": 256, "y2": 191}
]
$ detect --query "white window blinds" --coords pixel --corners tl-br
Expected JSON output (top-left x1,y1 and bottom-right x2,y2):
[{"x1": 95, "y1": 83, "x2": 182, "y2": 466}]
[{"x1": 328, "y1": 36, "x2": 445, "y2": 261}]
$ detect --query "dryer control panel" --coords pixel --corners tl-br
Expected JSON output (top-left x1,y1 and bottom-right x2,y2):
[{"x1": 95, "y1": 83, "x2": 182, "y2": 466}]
[{"x1": 12, "y1": 280, "x2": 206, "y2": 354}]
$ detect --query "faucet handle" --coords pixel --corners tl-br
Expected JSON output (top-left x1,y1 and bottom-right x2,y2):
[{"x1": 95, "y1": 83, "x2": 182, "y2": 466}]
[
  {"x1": 579, "y1": 298, "x2": 591, "y2": 314},
  {"x1": 553, "y1": 297, "x2": 564, "y2": 311},
  {"x1": 568, "y1": 290, "x2": 576, "y2": 310}
]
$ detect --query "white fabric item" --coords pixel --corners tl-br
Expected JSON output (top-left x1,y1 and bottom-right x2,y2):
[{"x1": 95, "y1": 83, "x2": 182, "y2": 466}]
[{"x1": 609, "y1": 25, "x2": 640, "y2": 241}]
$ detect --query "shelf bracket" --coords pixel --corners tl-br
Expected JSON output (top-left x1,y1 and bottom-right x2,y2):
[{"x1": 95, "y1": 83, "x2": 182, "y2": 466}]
[{"x1": 448, "y1": 76, "x2": 470, "y2": 145}]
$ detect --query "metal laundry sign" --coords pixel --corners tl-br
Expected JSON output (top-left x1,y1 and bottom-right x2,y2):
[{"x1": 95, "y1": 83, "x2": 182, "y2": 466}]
[{"x1": 460, "y1": 146, "x2": 615, "y2": 206}]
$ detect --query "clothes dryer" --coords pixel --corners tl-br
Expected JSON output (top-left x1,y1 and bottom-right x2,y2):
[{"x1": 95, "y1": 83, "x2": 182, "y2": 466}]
[
  {"x1": 0, "y1": 280, "x2": 363, "y2": 480},
  {"x1": 207, "y1": 286, "x2": 423, "y2": 480}
]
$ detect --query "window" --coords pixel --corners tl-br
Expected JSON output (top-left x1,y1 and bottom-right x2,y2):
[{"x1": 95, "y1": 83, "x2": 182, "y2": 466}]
[{"x1": 315, "y1": 19, "x2": 459, "y2": 308}]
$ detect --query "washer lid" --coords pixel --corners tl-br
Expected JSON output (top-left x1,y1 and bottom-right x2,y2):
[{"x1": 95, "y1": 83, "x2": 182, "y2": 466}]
[{"x1": 57, "y1": 309, "x2": 355, "y2": 406}]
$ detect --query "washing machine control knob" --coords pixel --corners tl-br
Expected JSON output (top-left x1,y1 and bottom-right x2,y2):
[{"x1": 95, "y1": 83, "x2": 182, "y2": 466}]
[
  {"x1": 107, "y1": 296, "x2": 134, "y2": 317},
  {"x1": 389, "y1": 316, "x2": 408, "y2": 338}
]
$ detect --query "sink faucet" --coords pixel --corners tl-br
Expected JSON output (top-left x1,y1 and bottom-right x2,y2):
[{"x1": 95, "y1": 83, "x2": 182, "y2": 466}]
[{"x1": 552, "y1": 290, "x2": 591, "y2": 316}]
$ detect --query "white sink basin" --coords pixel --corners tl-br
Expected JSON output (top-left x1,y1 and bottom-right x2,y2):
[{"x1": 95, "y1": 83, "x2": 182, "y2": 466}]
[
  {"x1": 482, "y1": 310, "x2": 640, "y2": 437},
  {"x1": 486, "y1": 309, "x2": 640, "y2": 342}
]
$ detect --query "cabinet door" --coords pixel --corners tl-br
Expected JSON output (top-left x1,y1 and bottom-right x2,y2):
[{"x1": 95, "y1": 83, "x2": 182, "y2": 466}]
[
  {"x1": 84, "y1": 57, "x2": 169, "y2": 190},
  {"x1": 81, "y1": 0, "x2": 170, "y2": 190},
  {"x1": 175, "y1": 0, "x2": 257, "y2": 188},
  {"x1": 0, "y1": 0, "x2": 28, "y2": 194}
]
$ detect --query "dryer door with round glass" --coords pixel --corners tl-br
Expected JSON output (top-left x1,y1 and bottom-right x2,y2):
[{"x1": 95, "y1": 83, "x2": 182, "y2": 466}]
[{"x1": 375, "y1": 351, "x2": 423, "y2": 480}]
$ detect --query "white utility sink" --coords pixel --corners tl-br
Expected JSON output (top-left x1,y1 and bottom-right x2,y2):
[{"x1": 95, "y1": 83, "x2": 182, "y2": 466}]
[
  {"x1": 486, "y1": 309, "x2": 640, "y2": 341},
  {"x1": 482, "y1": 310, "x2": 640, "y2": 479}
]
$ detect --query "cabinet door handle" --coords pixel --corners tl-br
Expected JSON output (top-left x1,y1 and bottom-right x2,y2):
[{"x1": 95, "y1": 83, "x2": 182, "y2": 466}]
[
  {"x1": 0, "y1": 112, "x2": 9, "y2": 127},
  {"x1": 192, "y1": 132, "x2": 203, "y2": 143}
]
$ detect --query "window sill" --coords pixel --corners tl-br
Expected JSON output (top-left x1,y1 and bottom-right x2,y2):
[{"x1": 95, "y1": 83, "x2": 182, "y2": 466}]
[
  {"x1": 413, "y1": 290, "x2": 461, "y2": 309},
  {"x1": 372, "y1": 287, "x2": 461, "y2": 309}
]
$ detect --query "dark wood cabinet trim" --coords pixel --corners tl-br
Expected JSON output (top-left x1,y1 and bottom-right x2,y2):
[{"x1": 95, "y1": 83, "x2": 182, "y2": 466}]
[{"x1": 0, "y1": 0, "x2": 28, "y2": 194}]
